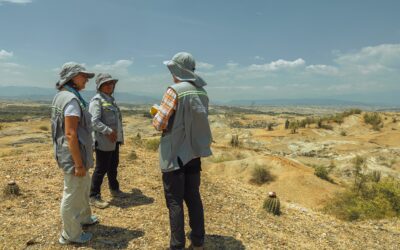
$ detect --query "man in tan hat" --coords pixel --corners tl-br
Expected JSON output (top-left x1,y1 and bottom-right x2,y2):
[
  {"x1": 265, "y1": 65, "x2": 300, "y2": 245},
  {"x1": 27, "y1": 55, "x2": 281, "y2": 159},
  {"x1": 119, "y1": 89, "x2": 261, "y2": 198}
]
[
  {"x1": 88, "y1": 73, "x2": 125, "y2": 209},
  {"x1": 152, "y1": 52, "x2": 212, "y2": 250}
]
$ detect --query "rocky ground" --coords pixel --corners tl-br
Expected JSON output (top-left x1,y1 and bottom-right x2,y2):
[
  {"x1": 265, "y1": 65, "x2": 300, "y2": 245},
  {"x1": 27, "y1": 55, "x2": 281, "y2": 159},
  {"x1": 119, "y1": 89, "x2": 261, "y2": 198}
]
[{"x1": 1, "y1": 109, "x2": 400, "y2": 249}]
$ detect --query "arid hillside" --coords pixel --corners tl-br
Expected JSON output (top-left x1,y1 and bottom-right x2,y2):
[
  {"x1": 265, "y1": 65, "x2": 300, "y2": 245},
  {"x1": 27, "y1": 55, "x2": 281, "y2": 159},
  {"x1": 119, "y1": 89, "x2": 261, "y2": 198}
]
[{"x1": 0, "y1": 104, "x2": 399, "y2": 249}]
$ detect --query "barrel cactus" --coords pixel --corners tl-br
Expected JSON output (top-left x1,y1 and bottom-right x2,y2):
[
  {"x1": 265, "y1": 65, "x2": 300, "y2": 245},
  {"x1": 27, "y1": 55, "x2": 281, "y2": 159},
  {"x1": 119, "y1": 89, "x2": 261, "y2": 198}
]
[
  {"x1": 3, "y1": 181, "x2": 20, "y2": 196},
  {"x1": 263, "y1": 191, "x2": 280, "y2": 215}
]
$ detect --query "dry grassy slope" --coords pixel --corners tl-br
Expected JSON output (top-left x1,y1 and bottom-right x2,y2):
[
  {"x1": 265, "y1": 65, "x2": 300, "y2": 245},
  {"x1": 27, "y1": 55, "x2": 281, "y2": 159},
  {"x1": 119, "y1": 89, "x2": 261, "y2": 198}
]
[
  {"x1": 0, "y1": 116, "x2": 400, "y2": 249},
  {"x1": 204, "y1": 153, "x2": 342, "y2": 209}
]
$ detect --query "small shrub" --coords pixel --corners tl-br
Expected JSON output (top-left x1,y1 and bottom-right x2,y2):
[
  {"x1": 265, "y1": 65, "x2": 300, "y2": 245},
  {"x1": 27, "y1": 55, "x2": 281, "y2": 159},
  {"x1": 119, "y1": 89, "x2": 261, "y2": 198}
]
[
  {"x1": 285, "y1": 119, "x2": 289, "y2": 129},
  {"x1": 132, "y1": 133, "x2": 142, "y2": 146},
  {"x1": 0, "y1": 123, "x2": 3, "y2": 130},
  {"x1": 250, "y1": 165, "x2": 274, "y2": 185},
  {"x1": 128, "y1": 150, "x2": 138, "y2": 160},
  {"x1": 370, "y1": 170, "x2": 381, "y2": 183},
  {"x1": 39, "y1": 125, "x2": 49, "y2": 131},
  {"x1": 393, "y1": 117, "x2": 397, "y2": 123},
  {"x1": 332, "y1": 114, "x2": 344, "y2": 125},
  {"x1": 230, "y1": 134, "x2": 240, "y2": 147},
  {"x1": 267, "y1": 123, "x2": 274, "y2": 131},
  {"x1": 314, "y1": 166, "x2": 333, "y2": 182},
  {"x1": 320, "y1": 124, "x2": 333, "y2": 130},
  {"x1": 363, "y1": 112, "x2": 382, "y2": 130},
  {"x1": 145, "y1": 138, "x2": 160, "y2": 151},
  {"x1": 289, "y1": 121, "x2": 299, "y2": 134},
  {"x1": 352, "y1": 155, "x2": 365, "y2": 168},
  {"x1": 340, "y1": 131, "x2": 347, "y2": 136}
]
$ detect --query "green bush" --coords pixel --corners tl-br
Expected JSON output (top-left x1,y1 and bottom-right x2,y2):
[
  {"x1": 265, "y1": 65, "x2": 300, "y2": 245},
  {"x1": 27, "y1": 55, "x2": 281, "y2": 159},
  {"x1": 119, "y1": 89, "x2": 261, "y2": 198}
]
[
  {"x1": 340, "y1": 131, "x2": 347, "y2": 136},
  {"x1": 289, "y1": 121, "x2": 299, "y2": 134},
  {"x1": 250, "y1": 165, "x2": 274, "y2": 185},
  {"x1": 325, "y1": 177, "x2": 400, "y2": 221},
  {"x1": 145, "y1": 138, "x2": 160, "y2": 151}
]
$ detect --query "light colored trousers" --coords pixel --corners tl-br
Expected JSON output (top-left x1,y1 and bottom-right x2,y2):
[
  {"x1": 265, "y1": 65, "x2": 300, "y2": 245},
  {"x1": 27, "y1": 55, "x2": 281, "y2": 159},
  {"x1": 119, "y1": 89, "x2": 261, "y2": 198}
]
[{"x1": 60, "y1": 173, "x2": 92, "y2": 241}]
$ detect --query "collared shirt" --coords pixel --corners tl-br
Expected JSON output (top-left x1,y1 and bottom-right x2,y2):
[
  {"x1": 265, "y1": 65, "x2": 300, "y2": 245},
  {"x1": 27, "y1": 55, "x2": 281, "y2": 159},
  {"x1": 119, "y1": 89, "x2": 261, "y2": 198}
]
[{"x1": 152, "y1": 88, "x2": 178, "y2": 131}]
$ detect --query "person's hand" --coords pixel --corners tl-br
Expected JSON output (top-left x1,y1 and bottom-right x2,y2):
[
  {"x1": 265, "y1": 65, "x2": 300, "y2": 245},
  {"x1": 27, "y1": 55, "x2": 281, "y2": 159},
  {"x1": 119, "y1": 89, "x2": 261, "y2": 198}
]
[
  {"x1": 106, "y1": 130, "x2": 117, "y2": 143},
  {"x1": 74, "y1": 166, "x2": 86, "y2": 177}
]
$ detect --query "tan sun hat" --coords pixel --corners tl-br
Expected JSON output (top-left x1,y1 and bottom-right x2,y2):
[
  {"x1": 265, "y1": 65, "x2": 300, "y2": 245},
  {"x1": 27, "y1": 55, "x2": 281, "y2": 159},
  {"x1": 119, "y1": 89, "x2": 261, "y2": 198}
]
[
  {"x1": 163, "y1": 52, "x2": 207, "y2": 87},
  {"x1": 95, "y1": 73, "x2": 118, "y2": 90}
]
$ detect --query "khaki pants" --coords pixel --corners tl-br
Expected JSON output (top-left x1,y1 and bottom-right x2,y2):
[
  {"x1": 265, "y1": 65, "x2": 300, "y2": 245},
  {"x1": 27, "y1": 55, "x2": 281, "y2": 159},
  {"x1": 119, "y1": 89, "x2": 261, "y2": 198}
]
[{"x1": 60, "y1": 173, "x2": 92, "y2": 241}]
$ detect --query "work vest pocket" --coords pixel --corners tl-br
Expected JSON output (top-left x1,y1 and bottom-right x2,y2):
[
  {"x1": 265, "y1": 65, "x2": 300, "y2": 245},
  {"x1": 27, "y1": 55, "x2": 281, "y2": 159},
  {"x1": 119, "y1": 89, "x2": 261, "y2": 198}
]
[
  {"x1": 103, "y1": 108, "x2": 117, "y2": 125},
  {"x1": 56, "y1": 140, "x2": 74, "y2": 171},
  {"x1": 159, "y1": 134, "x2": 172, "y2": 170}
]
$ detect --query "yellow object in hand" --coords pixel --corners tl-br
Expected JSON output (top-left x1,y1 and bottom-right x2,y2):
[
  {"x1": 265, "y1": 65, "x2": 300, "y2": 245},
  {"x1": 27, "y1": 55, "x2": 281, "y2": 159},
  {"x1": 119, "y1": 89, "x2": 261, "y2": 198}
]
[{"x1": 150, "y1": 104, "x2": 159, "y2": 116}]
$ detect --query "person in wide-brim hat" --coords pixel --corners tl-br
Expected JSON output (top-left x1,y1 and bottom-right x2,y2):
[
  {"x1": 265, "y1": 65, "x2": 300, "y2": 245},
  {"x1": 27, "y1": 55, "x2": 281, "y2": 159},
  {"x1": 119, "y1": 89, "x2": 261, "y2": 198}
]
[
  {"x1": 153, "y1": 52, "x2": 211, "y2": 250},
  {"x1": 88, "y1": 73, "x2": 125, "y2": 209},
  {"x1": 51, "y1": 62, "x2": 98, "y2": 245}
]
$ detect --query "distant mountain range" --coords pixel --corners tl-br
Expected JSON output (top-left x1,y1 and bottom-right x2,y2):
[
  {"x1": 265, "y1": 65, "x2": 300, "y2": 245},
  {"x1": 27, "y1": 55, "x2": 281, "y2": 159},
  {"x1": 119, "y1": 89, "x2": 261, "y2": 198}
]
[
  {"x1": 226, "y1": 98, "x2": 370, "y2": 106},
  {"x1": 0, "y1": 86, "x2": 158, "y2": 104},
  {"x1": 0, "y1": 86, "x2": 399, "y2": 107}
]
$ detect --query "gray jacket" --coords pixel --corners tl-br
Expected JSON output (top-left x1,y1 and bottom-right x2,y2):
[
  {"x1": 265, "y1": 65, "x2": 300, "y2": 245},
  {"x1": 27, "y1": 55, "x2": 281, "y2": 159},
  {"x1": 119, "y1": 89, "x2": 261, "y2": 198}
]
[
  {"x1": 159, "y1": 81, "x2": 212, "y2": 172},
  {"x1": 51, "y1": 91, "x2": 94, "y2": 173},
  {"x1": 89, "y1": 92, "x2": 124, "y2": 151}
]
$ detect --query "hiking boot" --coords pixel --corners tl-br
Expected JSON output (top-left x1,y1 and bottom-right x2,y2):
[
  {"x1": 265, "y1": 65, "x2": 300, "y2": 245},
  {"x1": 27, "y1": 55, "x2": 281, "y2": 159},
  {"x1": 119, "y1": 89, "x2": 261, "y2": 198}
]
[
  {"x1": 89, "y1": 196, "x2": 109, "y2": 209},
  {"x1": 110, "y1": 189, "x2": 127, "y2": 198},
  {"x1": 81, "y1": 215, "x2": 99, "y2": 226},
  {"x1": 58, "y1": 232, "x2": 92, "y2": 245}
]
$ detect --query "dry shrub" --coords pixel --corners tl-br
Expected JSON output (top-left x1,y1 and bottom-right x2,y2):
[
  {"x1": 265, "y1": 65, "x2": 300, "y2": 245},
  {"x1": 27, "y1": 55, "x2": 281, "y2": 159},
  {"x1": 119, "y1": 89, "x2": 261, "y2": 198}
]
[
  {"x1": 128, "y1": 150, "x2": 138, "y2": 160},
  {"x1": 363, "y1": 112, "x2": 382, "y2": 131},
  {"x1": 250, "y1": 165, "x2": 274, "y2": 185},
  {"x1": 39, "y1": 125, "x2": 49, "y2": 131},
  {"x1": 145, "y1": 138, "x2": 160, "y2": 151}
]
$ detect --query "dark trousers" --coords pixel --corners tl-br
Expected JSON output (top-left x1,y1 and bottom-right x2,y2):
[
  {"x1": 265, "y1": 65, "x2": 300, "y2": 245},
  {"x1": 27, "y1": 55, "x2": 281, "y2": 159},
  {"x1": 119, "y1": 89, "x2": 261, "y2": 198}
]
[
  {"x1": 90, "y1": 144, "x2": 120, "y2": 198},
  {"x1": 162, "y1": 157, "x2": 205, "y2": 250}
]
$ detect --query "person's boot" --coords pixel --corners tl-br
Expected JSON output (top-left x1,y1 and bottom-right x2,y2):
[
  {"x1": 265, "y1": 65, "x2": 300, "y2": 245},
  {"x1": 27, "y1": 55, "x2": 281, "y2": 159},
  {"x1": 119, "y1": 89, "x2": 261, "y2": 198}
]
[
  {"x1": 59, "y1": 232, "x2": 92, "y2": 245},
  {"x1": 89, "y1": 195, "x2": 109, "y2": 209}
]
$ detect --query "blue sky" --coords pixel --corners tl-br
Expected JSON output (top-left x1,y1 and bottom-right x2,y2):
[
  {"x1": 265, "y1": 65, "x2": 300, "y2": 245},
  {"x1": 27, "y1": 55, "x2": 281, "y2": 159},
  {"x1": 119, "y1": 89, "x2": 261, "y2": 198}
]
[{"x1": 1, "y1": 0, "x2": 400, "y2": 103}]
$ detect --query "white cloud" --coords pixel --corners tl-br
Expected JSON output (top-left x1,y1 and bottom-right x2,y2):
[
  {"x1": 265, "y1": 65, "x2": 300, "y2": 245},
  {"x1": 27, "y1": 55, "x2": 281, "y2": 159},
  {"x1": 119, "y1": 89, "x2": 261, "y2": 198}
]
[
  {"x1": 306, "y1": 64, "x2": 339, "y2": 75},
  {"x1": 0, "y1": 49, "x2": 13, "y2": 60},
  {"x1": 335, "y1": 44, "x2": 400, "y2": 74},
  {"x1": 248, "y1": 58, "x2": 305, "y2": 71},
  {"x1": 254, "y1": 56, "x2": 264, "y2": 60},
  {"x1": 196, "y1": 62, "x2": 214, "y2": 70},
  {"x1": 93, "y1": 59, "x2": 133, "y2": 75},
  {"x1": 226, "y1": 62, "x2": 239, "y2": 68},
  {"x1": 0, "y1": 0, "x2": 32, "y2": 4}
]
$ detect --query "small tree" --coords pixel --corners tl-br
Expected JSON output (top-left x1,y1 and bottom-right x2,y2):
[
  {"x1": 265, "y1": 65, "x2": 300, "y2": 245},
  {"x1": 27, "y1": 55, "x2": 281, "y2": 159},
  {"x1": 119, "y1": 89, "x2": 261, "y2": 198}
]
[
  {"x1": 230, "y1": 134, "x2": 240, "y2": 147},
  {"x1": 285, "y1": 119, "x2": 290, "y2": 129},
  {"x1": 289, "y1": 121, "x2": 299, "y2": 134}
]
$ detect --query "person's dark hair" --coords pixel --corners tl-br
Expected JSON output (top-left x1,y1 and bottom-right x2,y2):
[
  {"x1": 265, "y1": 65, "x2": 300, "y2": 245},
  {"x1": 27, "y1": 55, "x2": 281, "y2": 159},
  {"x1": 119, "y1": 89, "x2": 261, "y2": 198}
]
[{"x1": 65, "y1": 80, "x2": 78, "y2": 89}]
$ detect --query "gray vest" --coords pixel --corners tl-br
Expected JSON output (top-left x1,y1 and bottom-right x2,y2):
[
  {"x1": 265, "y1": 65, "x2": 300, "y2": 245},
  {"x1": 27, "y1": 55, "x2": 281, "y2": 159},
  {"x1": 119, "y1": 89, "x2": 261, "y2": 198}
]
[
  {"x1": 90, "y1": 93, "x2": 124, "y2": 151},
  {"x1": 51, "y1": 90, "x2": 94, "y2": 174},
  {"x1": 159, "y1": 81, "x2": 213, "y2": 172}
]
